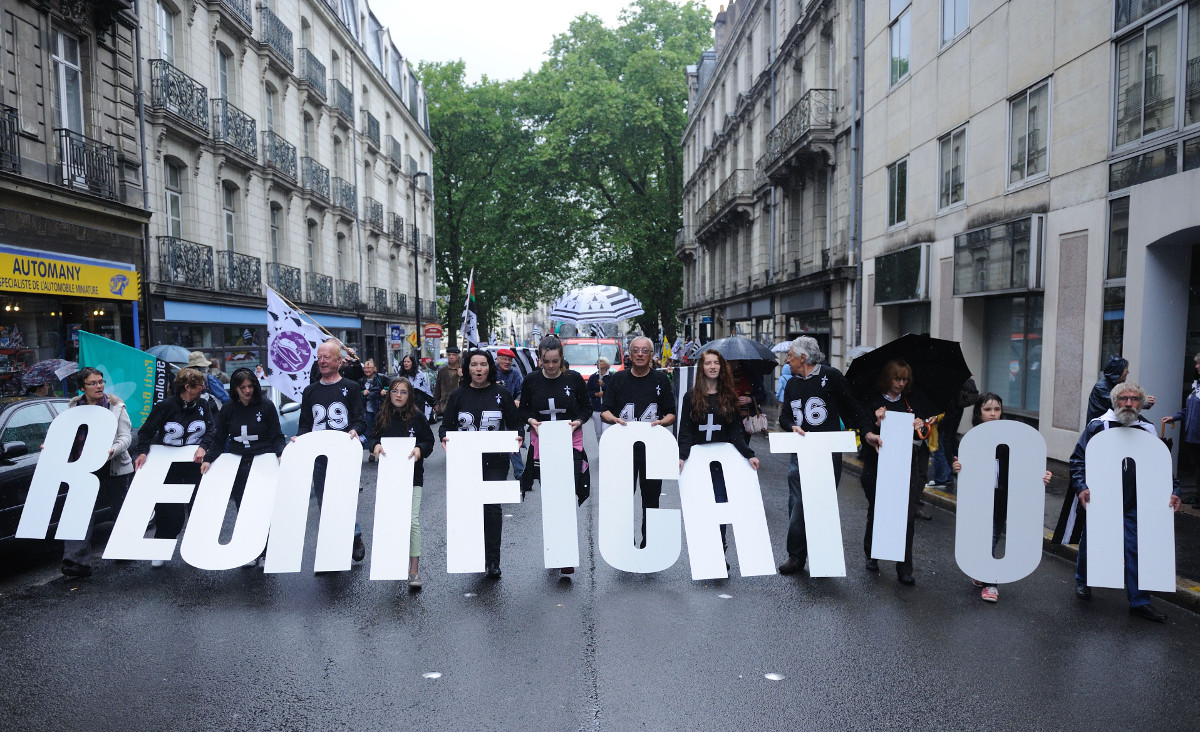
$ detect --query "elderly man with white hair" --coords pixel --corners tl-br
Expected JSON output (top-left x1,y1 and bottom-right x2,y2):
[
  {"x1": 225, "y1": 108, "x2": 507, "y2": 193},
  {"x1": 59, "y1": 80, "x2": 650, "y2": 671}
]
[
  {"x1": 1070, "y1": 380, "x2": 1180, "y2": 622},
  {"x1": 776, "y1": 337, "x2": 882, "y2": 575}
]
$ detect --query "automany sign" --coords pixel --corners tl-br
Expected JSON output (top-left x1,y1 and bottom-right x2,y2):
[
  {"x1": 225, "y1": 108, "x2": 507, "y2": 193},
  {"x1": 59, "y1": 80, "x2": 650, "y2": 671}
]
[
  {"x1": 0, "y1": 247, "x2": 140, "y2": 301},
  {"x1": 15, "y1": 409, "x2": 1178, "y2": 589}
]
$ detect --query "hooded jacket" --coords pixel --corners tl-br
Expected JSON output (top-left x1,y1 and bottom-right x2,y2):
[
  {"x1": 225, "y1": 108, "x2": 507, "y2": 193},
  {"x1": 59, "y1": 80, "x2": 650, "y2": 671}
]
[{"x1": 1086, "y1": 356, "x2": 1129, "y2": 423}]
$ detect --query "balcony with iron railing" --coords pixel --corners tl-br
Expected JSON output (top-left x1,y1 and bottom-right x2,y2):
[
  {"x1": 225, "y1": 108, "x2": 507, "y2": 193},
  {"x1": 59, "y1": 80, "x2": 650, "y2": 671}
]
[
  {"x1": 149, "y1": 59, "x2": 209, "y2": 134},
  {"x1": 266, "y1": 261, "x2": 302, "y2": 302},
  {"x1": 331, "y1": 177, "x2": 356, "y2": 216},
  {"x1": 422, "y1": 234, "x2": 435, "y2": 258},
  {"x1": 301, "y1": 157, "x2": 329, "y2": 201},
  {"x1": 297, "y1": 48, "x2": 326, "y2": 100},
  {"x1": 263, "y1": 130, "x2": 297, "y2": 183},
  {"x1": 363, "y1": 197, "x2": 384, "y2": 232},
  {"x1": 363, "y1": 111, "x2": 380, "y2": 150},
  {"x1": 0, "y1": 104, "x2": 19, "y2": 174},
  {"x1": 762, "y1": 88, "x2": 835, "y2": 176},
  {"x1": 393, "y1": 292, "x2": 409, "y2": 316},
  {"x1": 212, "y1": 98, "x2": 257, "y2": 161},
  {"x1": 208, "y1": 0, "x2": 252, "y2": 36},
  {"x1": 330, "y1": 79, "x2": 354, "y2": 125},
  {"x1": 158, "y1": 236, "x2": 214, "y2": 289},
  {"x1": 367, "y1": 286, "x2": 390, "y2": 313},
  {"x1": 674, "y1": 226, "x2": 696, "y2": 258},
  {"x1": 336, "y1": 279, "x2": 359, "y2": 309},
  {"x1": 218, "y1": 250, "x2": 262, "y2": 296},
  {"x1": 696, "y1": 169, "x2": 750, "y2": 232},
  {"x1": 55, "y1": 129, "x2": 118, "y2": 200},
  {"x1": 259, "y1": 6, "x2": 293, "y2": 72},
  {"x1": 386, "y1": 136, "x2": 403, "y2": 170},
  {"x1": 424, "y1": 300, "x2": 438, "y2": 320},
  {"x1": 390, "y1": 213, "x2": 405, "y2": 241},
  {"x1": 306, "y1": 271, "x2": 333, "y2": 306}
]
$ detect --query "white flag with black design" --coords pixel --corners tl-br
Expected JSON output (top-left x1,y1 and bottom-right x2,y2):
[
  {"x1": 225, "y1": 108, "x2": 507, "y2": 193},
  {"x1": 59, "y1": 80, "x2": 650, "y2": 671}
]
[{"x1": 265, "y1": 287, "x2": 329, "y2": 403}]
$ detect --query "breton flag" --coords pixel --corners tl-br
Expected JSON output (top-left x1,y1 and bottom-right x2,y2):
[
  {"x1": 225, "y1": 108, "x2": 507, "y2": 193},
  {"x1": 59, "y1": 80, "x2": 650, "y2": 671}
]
[
  {"x1": 590, "y1": 323, "x2": 606, "y2": 338},
  {"x1": 460, "y1": 267, "x2": 481, "y2": 348},
  {"x1": 266, "y1": 286, "x2": 329, "y2": 402},
  {"x1": 509, "y1": 319, "x2": 518, "y2": 345},
  {"x1": 531, "y1": 324, "x2": 542, "y2": 346}
]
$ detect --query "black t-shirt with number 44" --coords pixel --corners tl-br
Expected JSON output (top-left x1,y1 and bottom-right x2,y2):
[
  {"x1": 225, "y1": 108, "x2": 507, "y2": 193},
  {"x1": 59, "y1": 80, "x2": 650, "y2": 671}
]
[
  {"x1": 602, "y1": 369, "x2": 676, "y2": 424},
  {"x1": 298, "y1": 377, "x2": 367, "y2": 437}
]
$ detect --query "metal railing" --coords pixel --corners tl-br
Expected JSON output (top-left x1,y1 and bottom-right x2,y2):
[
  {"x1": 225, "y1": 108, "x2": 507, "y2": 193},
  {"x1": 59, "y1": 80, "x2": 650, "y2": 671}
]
[
  {"x1": 367, "y1": 286, "x2": 390, "y2": 313},
  {"x1": 217, "y1": 0, "x2": 252, "y2": 30},
  {"x1": 150, "y1": 59, "x2": 209, "y2": 132},
  {"x1": 410, "y1": 224, "x2": 420, "y2": 246},
  {"x1": 263, "y1": 130, "x2": 297, "y2": 181},
  {"x1": 423, "y1": 234, "x2": 434, "y2": 256},
  {"x1": 763, "y1": 88, "x2": 835, "y2": 171},
  {"x1": 336, "y1": 279, "x2": 359, "y2": 309},
  {"x1": 363, "y1": 111, "x2": 380, "y2": 149},
  {"x1": 297, "y1": 48, "x2": 326, "y2": 99},
  {"x1": 306, "y1": 271, "x2": 333, "y2": 305},
  {"x1": 158, "y1": 236, "x2": 214, "y2": 289},
  {"x1": 696, "y1": 168, "x2": 749, "y2": 227},
  {"x1": 0, "y1": 104, "x2": 19, "y2": 173},
  {"x1": 363, "y1": 197, "x2": 383, "y2": 230},
  {"x1": 674, "y1": 226, "x2": 695, "y2": 256},
  {"x1": 393, "y1": 292, "x2": 409, "y2": 316},
  {"x1": 301, "y1": 157, "x2": 329, "y2": 200},
  {"x1": 330, "y1": 79, "x2": 354, "y2": 121},
  {"x1": 331, "y1": 177, "x2": 356, "y2": 215},
  {"x1": 424, "y1": 300, "x2": 438, "y2": 319},
  {"x1": 55, "y1": 129, "x2": 117, "y2": 200},
  {"x1": 266, "y1": 261, "x2": 302, "y2": 301},
  {"x1": 259, "y1": 6, "x2": 293, "y2": 68},
  {"x1": 212, "y1": 98, "x2": 257, "y2": 160},
  {"x1": 390, "y1": 213, "x2": 405, "y2": 240},
  {"x1": 387, "y1": 136, "x2": 402, "y2": 169},
  {"x1": 218, "y1": 250, "x2": 262, "y2": 296}
]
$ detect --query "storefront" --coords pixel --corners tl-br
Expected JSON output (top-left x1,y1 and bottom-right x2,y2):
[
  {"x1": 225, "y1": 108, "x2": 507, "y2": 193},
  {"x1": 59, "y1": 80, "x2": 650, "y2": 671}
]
[
  {"x1": 0, "y1": 244, "x2": 140, "y2": 394},
  {"x1": 781, "y1": 287, "x2": 832, "y2": 356}
]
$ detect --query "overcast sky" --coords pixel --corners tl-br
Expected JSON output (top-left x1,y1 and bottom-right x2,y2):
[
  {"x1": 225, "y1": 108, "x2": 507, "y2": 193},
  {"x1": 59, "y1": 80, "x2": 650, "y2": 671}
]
[{"x1": 376, "y1": 1, "x2": 726, "y2": 82}]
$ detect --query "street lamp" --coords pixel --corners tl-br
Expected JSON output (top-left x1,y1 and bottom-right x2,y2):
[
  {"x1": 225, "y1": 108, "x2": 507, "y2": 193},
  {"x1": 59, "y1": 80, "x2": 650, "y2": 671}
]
[{"x1": 410, "y1": 171, "x2": 429, "y2": 358}]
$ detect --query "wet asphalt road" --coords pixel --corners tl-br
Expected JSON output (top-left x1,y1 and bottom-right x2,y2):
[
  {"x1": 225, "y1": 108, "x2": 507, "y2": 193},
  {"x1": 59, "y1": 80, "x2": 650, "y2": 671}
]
[{"x1": 3, "y1": 427, "x2": 1200, "y2": 731}]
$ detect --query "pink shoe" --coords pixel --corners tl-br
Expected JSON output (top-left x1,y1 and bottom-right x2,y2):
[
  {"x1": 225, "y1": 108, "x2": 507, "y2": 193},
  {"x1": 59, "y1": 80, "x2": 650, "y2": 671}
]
[{"x1": 981, "y1": 585, "x2": 999, "y2": 603}]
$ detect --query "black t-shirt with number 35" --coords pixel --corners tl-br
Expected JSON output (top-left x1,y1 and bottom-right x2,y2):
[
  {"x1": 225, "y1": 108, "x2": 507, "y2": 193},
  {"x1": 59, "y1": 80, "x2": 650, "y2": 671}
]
[
  {"x1": 602, "y1": 369, "x2": 676, "y2": 424},
  {"x1": 298, "y1": 377, "x2": 367, "y2": 437}
]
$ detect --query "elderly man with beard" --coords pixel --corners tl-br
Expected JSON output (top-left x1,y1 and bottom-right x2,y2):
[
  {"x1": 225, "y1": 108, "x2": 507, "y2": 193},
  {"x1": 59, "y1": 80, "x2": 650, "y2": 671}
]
[{"x1": 1070, "y1": 380, "x2": 1181, "y2": 622}]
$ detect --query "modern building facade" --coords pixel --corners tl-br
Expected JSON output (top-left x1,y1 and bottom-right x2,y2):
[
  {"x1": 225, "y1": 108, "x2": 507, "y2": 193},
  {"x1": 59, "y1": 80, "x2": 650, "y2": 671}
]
[
  {"x1": 141, "y1": 0, "x2": 435, "y2": 372},
  {"x1": 679, "y1": 0, "x2": 862, "y2": 365},
  {"x1": 0, "y1": 0, "x2": 150, "y2": 385},
  {"x1": 859, "y1": 0, "x2": 1200, "y2": 459}
]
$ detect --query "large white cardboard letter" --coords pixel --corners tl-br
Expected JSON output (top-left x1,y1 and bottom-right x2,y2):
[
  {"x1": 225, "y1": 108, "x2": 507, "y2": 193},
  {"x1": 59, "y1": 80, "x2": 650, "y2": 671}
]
[
  {"x1": 104, "y1": 445, "x2": 200, "y2": 560},
  {"x1": 445, "y1": 431, "x2": 521, "y2": 573},
  {"x1": 872, "y1": 412, "x2": 915, "y2": 561},
  {"x1": 370, "y1": 436, "x2": 416, "y2": 580},
  {"x1": 768, "y1": 430, "x2": 858, "y2": 577},
  {"x1": 954, "y1": 421, "x2": 1045, "y2": 584},
  {"x1": 1084, "y1": 427, "x2": 1176, "y2": 592},
  {"x1": 266, "y1": 431, "x2": 364, "y2": 573},
  {"x1": 180, "y1": 452, "x2": 278, "y2": 570},
  {"x1": 678, "y1": 443, "x2": 774, "y2": 579},
  {"x1": 597, "y1": 422, "x2": 681, "y2": 573},
  {"x1": 17, "y1": 405, "x2": 116, "y2": 540},
  {"x1": 537, "y1": 420, "x2": 581, "y2": 569}
]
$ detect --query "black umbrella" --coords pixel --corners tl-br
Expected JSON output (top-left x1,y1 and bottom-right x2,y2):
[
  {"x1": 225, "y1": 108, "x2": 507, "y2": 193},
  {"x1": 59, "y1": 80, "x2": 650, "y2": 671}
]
[
  {"x1": 844, "y1": 333, "x2": 971, "y2": 417},
  {"x1": 701, "y1": 336, "x2": 777, "y2": 374}
]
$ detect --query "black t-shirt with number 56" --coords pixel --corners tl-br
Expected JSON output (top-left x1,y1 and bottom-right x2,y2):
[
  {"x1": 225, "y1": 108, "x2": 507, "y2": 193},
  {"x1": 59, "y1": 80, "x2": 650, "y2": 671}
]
[
  {"x1": 298, "y1": 377, "x2": 367, "y2": 437},
  {"x1": 778, "y1": 364, "x2": 875, "y2": 436},
  {"x1": 602, "y1": 369, "x2": 676, "y2": 424}
]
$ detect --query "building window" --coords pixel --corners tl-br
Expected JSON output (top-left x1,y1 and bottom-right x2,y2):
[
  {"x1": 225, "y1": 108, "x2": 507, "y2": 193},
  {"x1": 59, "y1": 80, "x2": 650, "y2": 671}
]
[
  {"x1": 938, "y1": 126, "x2": 967, "y2": 209},
  {"x1": 265, "y1": 85, "x2": 277, "y2": 133},
  {"x1": 217, "y1": 47, "x2": 232, "y2": 100},
  {"x1": 165, "y1": 161, "x2": 183, "y2": 238},
  {"x1": 1009, "y1": 80, "x2": 1050, "y2": 185},
  {"x1": 1114, "y1": 8, "x2": 1187, "y2": 147},
  {"x1": 222, "y1": 183, "x2": 237, "y2": 251},
  {"x1": 875, "y1": 245, "x2": 927, "y2": 304},
  {"x1": 942, "y1": 0, "x2": 969, "y2": 44},
  {"x1": 889, "y1": 2, "x2": 911, "y2": 86},
  {"x1": 1107, "y1": 196, "x2": 1130, "y2": 279},
  {"x1": 1102, "y1": 197, "x2": 1130, "y2": 359},
  {"x1": 887, "y1": 158, "x2": 907, "y2": 226},
  {"x1": 157, "y1": 1, "x2": 176, "y2": 64},
  {"x1": 302, "y1": 114, "x2": 313, "y2": 157},
  {"x1": 50, "y1": 28, "x2": 84, "y2": 135},
  {"x1": 983, "y1": 295, "x2": 1044, "y2": 414},
  {"x1": 1187, "y1": 0, "x2": 1200, "y2": 127},
  {"x1": 307, "y1": 220, "x2": 318, "y2": 272},
  {"x1": 333, "y1": 136, "x2": 342, "y2": 176},
  {"x1": 336, "y1": 233, "x2": 346, "y2": 279},
  {"x1": 953, "y1": 215, "x2": 1044, "y2": 295},
  {"x1": 269, "y1": 203, "x2": 282, "y2": 263}
]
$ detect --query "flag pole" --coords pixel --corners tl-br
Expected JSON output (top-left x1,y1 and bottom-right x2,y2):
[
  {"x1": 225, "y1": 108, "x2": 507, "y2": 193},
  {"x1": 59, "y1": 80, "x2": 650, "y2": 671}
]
[{"x1": 267, "y1": 285, "x2": 337, "y2": 340}]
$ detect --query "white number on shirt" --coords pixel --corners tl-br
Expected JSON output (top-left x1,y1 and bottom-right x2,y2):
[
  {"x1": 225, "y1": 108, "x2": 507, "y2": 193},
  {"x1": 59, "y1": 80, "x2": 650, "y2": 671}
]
[
  {"x1": 457, "y1": 410, "x2": 503, "y2": 431},
  {"x1": 618, "y1": 403, "x2": 658, "y2": 422},
  {"x1": 161, "y1": 420, "x2": 206, "y2": 446},
  {"x1": 790, "y1": 397, "x2": 828, "y2": 427},
  {"x1": 312, "y1": 402, "x2": 350, "y2": 431}
]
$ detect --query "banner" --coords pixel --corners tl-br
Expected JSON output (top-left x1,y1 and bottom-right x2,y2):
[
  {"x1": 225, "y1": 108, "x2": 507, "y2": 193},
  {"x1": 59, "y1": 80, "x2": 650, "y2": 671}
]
[
  {"x1": 266, "y1": 287, "x2": 329, "y2": 402},
  {"x1": 0, "y1": 247, "x2": 139, "y2": 301},
  {"x1": 78, "y1": 330, "x2": 171, "y2": 430}
]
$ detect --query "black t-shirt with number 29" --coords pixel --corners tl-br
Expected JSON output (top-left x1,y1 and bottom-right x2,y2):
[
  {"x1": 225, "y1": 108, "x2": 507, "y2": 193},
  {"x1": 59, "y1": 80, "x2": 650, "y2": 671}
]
[
  {"x1": 602, "y1": 369, "x2": 676, "y2": 424},
  {"x1": 298, "y1": 377, "x2": 367, "y2": 437}
]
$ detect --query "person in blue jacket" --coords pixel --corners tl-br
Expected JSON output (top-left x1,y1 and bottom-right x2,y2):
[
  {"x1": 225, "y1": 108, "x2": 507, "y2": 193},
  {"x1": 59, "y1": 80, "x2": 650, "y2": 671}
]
[{"x1": 1162, "y1": 352, "x2": 1200, "y2": 506}]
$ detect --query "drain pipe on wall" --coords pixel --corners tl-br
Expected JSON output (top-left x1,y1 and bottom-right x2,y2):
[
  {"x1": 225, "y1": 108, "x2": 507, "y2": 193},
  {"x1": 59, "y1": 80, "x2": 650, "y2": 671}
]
[
  {"x1": 849, "y1": 0, "x2": 864, "y2": 347},
  {"x1": 134, "y1": 0, "x2": 152, "y2": 350}
]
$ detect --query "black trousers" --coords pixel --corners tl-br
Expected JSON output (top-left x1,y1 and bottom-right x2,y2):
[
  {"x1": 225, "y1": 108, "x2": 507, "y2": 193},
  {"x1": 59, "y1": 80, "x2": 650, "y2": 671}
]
[
  {"x1": 633, "y1": 442, "x2": 663, "y2": 544},
  {"x1": 859, "y1": 449, "x2": 919, "y2": 575},
  {"x1": 482, "y1": 459, "x2": 508, "y2": 565},
  {"x1": 154, "y1": 461, "x2": 202, "y2": 540}
]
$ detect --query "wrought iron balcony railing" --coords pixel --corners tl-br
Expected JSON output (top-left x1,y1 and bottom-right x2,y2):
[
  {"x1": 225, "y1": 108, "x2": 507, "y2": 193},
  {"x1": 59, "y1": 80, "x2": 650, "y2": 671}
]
[
  {"x1": 674, "y1": 226, "x2": 696, "y2": 256},
  {"x1": 423, "y1": 234, "x2": 434, "y2": 257},
  {"x1": 301, "y1": 157, "x2": 329, "y2": 200},
  {"x1": 331, "y1": 177, "x2": 356, "y2": 215},
  {"x1": 0, "y1": 104, "x2": 19, "y2": 174},
  {"x1": 297, "y1": 48, "x2": 326, "y2": 99},
  {"x1": 696, "y1": 169, "x2": 750, "y2": 228},
  {"x1": 363, "y1": 111, "x2": 380, "y2": 149},
  {"x1": 306, "y1": 271, "x2": 333, "y2": 306},
  {"x1": 363, "y1": 197, "x2": 383, "y2": 231},
  {"x1": 212, "y1": 98, "x2": 257, "y2": 160},
  {"x1": 263, "y1": 130, "x2": 297, "y2": 182},
  {"x1": 367, "y1": 286, "x2": 390, "y2": 313},
  {"x1": 393, "y1": 292, "x2": 409, "y2": 316},
  {"x1": 390, "y1": 213, "x2": 405, "y2": 240},
  {"x1": 386, "y1": 136, "x2": 402, "y2": 170},
  {"x1": 336, "y1": 279, "x2": 359, "y2": 309},
  {"x1": 150, "y1": 59, "x2": 209, "y2": 132},
  {"x1": 158, "y1": 236, "x2": 214, "y2": 289},
  {"x1": 266, "y1": 261, "x2": 302, "y2": 302},
  {"x1": 330, "y1": 79, "x2": 354, "y2": 122},
  {"x1": 763, "y1": 88, "x2": 835, "y2": 171},
  {"x1": 214, "y1": 0, "x2": 252, "y2": 32},
  {"x1": 424, "y1": 300, "x2": 438, "y2": 320},
  {"x1": 55, "y1": 129, "x2": 117, "y2": 200},
  {"x1": 218, "y1": 250, "x2": 262, "y2": 296},
  {"x1": 259, "y1": 6, "x2": 293, "y2": 69}
]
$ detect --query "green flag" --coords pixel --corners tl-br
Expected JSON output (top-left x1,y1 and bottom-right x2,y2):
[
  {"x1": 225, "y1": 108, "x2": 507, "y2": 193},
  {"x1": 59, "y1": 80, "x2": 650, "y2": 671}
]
[{"x1": 78, "y1": 331, "x2": 172, "y2": 430}]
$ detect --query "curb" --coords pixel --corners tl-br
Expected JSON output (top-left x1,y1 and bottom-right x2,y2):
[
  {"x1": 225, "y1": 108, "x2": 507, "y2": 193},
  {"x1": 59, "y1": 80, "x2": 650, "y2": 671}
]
[{"x1": 841, "y1": 456, "x2": 1200, "y2": 615}]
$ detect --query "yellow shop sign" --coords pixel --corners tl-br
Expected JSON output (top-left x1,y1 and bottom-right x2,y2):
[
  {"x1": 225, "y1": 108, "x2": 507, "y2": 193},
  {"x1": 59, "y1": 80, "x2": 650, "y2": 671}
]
[{"x1": 0, "y1": 251, "x2": 140, "y2": 301}]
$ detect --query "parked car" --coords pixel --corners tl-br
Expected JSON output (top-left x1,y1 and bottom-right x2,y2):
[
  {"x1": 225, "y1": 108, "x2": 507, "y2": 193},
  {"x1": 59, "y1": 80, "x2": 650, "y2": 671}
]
[
  {"x1": 561, "y1": 338, "x2": 624, "y2": 380},
  {"x1": 0, "y1": 396, "x2": 78, "y2": 552}
]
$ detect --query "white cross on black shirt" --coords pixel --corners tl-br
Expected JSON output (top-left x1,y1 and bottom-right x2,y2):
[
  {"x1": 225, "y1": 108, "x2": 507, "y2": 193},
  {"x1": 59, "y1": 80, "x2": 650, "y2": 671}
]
[
  {"x1": 233, "y1": 424, "x2": 259, "y2": 449},
  {"x1": 540, "y1": 397, "x2": 566, "y2": 421},
  {"x1": 699, "y1": 413, "x2": 722, "y2": 442}
]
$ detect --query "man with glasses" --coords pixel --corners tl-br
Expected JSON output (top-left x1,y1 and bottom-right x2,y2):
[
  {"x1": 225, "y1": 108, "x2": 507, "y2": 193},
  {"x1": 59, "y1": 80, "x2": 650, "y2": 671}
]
[{"x1": 601, "y1": 336, "x2": 676, "y2": 547}]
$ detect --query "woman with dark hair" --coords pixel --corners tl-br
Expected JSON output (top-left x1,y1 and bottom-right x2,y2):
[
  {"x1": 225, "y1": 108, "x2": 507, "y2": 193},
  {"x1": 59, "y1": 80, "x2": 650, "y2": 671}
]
[
  {"x1": 200, "y1": 367, "x2": 286, "y2": 566},
  {"x1": 369, "y1": 377, "x2": 436, "y2": 590},
  {"x1": 857, "y1": 358, "x2": 927, "y2": 585},
  {"x1": 439, "y1": 348, "x2": 520, "y2": 578},
  {"x1": 677, "y1": 349, "x2": 760, "y2": 559},
  {"x1": 359, "y1": 358, "x2": 388, "y2": 461},
  {"x1": 399, "y1": 353, "x2": 433, "y2": 418}
]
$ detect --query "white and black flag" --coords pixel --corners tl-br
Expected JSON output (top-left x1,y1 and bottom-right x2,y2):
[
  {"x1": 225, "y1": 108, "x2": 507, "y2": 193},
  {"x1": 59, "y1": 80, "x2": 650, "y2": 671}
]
[{"x1": 266, "y1": 287, "x2": 329, "y2": 402}]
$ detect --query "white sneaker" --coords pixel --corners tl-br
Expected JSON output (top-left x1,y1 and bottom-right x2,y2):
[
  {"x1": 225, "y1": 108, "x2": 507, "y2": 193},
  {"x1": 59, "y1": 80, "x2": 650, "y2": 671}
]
[
  {"x1": 150, "y1": 559, "x2": 166, "y2": 568},
  {"x1": 408, "y1": 573, "x2": 423, "y2": 590}
]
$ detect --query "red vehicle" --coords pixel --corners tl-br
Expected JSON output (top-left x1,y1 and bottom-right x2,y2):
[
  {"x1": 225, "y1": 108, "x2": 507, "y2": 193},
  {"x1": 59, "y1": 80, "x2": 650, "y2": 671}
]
[{"x1": 561, "y1": 338, "x2": 624, "y2": 380}]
